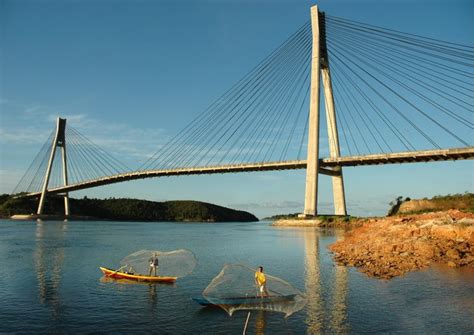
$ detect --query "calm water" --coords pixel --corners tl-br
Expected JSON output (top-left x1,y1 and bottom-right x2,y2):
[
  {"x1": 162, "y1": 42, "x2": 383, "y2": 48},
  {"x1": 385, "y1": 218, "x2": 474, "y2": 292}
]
[{"x1": 1, "y1": 219, "x2": 473, "y2": 334}]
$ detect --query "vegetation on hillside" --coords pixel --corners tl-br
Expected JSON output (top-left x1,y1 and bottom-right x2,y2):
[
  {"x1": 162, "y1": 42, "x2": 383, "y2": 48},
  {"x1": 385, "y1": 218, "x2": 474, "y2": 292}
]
[
  {"x1": 0, "y1": 195, "x2": 258, "y2": 222},
  {"x1": 387, "y1": 196, "x2": 411, "y2": 216},
  {"x1": 389, "y1": 193, "x2": 474, "y2": 215},
  {"x1": 261, "y1": 213, "x2": 300, "y2": 221}
]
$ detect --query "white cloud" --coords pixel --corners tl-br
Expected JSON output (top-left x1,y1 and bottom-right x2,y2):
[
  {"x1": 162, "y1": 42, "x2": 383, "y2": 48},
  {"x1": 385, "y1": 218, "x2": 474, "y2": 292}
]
[
  {"x1": 0, "y1": 127, "x2": 51, "y2": 144},
  {"x1": 0, "y1": 100, "x2": 170, "y2": 166},
  {"x1": 58, "y1": 114, "x2": 169, "y2": 164}
]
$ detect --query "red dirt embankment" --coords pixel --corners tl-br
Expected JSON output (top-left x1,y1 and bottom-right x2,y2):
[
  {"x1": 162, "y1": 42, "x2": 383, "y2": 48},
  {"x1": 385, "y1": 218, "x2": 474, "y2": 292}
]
[{"x1": 329, "y1": 210, "x2": 474, "y2": 279}]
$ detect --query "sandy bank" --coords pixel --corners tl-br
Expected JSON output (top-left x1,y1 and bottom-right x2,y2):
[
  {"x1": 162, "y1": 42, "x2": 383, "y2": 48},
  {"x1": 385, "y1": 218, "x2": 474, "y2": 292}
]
[
  {"x1": 329, "y1": 210, "x2": 474, "y2": 279},
  {"x1": 272, "y1": 216, "x2": 361, "y2": 228},
  {"x1": 272, "y1": 218, "x2": 322, "y2": 227}
]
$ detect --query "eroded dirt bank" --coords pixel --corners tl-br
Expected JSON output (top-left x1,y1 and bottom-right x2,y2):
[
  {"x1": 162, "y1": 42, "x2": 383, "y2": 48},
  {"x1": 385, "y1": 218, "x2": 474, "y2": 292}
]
[{"x1": 329, "y1": 210, "x2": 474, "y2": 279}]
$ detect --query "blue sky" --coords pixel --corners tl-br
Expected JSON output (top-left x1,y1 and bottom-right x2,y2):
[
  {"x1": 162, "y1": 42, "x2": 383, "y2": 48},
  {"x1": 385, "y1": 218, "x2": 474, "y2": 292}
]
[{"x1": 1, "y1": 0, "x2": 473, "y2": 218}]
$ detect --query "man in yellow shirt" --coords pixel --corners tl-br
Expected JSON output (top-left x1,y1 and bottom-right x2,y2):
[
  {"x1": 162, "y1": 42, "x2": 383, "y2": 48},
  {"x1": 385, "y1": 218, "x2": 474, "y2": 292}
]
[{"x1": 255, "y1": 266, "x2": 269, "y2": 297}]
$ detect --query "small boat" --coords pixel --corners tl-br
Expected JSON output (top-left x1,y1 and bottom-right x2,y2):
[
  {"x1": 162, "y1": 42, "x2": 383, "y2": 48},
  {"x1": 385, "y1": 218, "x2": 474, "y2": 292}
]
[
  {"x1": 100, "y1": 266, "x2": 177, "y2": 283},
  {"x1": 193, "y1": 294, "x2": 297, "y2": 306}
]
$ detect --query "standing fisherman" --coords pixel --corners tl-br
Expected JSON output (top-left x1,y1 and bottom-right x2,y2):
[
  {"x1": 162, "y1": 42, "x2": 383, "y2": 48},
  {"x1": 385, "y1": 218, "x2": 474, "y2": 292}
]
[
  {"x1": 149, "y1": 253, "x2": 159, "y2": 276},
  {"x1": 255, "y1": 266, "x2": 269, "y2": 297}
]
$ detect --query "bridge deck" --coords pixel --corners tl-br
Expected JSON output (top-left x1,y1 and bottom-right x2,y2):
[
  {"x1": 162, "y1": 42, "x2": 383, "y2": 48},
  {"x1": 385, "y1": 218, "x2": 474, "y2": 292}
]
[
  {"x1": 21, "y1": 147, "x2": 473, "y2": 197},
  {"x1": 322, "y1": 147, "x2": 474, "y2": 167}
]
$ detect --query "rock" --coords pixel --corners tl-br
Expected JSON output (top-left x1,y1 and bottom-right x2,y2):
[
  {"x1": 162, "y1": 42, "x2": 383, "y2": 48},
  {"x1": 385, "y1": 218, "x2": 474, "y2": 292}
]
[
  {"x1": 431, "y1": 225, "x2": 457, "y2": 240},
  {"x1": 328, "y1": 210, "x2": 474, "y2": 280},
  {"x1": 413, "y1": 241, "x2": 435, "y2": 258},
  {"x1": 444, "y1": 215, "x2": 454, "y2": 224},
  {"x1": 458, "y1": 218, "x2": 474, "y2": 226},
  {"x1": 460, "y1": 255, "x2": 474, "y2": 266},
  {"x1": 420, "y1": 221, "x2": 434, "y2": 229},
  {"x1": 445, "y1": 249, "x2": 460, "y2": 260},
  {"x1": 447, "y1": 261, "x2": 457, "y2": 267}
]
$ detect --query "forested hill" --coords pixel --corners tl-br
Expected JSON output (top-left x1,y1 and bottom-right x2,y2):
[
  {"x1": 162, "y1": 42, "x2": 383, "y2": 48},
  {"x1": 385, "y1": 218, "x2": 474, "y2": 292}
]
[{"x1": 0, "y1": 195, "x2": 258, "y2": 222}]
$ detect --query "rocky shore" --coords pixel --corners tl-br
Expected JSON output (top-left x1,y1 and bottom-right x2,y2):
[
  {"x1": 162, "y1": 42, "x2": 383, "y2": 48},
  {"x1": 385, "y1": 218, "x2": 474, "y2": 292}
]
[{"x1": 329, "y1": 210, "x2": 474, "y2": 279}]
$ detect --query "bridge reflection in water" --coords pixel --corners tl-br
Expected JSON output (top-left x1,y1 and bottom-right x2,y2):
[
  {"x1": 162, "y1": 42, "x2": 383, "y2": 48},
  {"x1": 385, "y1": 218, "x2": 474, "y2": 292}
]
[
  {"x1": 304, "y1": 228, "x2": 324, "y2": 333},
  {"x1": 35, "y1": 220, "x2": 67, "y2": 320},
  {"x1": 245, "y1": 227, "x2": 349, "y2": 333},
  {"x1": 304, "y1": 228, "x2": 349, "y2": 333}
]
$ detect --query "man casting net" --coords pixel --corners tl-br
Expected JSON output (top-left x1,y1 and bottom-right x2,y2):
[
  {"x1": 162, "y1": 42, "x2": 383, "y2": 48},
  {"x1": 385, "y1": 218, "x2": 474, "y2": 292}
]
[
  {"x1": 200, "y1": 264, "x2": 306, "y2": 317},
  {"x1": 120, "y1": 249, "x2": 197, "y2": 278}
]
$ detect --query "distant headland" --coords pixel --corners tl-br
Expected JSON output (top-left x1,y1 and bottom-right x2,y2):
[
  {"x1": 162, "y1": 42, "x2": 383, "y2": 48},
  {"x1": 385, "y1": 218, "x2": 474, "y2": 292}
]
[{"x1": 0, "y1": 194, "x2": 258, "y2": 222}]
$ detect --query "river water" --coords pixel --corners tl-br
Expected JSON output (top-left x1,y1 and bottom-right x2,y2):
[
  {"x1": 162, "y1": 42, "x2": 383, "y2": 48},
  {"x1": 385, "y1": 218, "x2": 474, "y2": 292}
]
[{"x1": 1, "y1": 219, "x2": 473, "y2": 334}]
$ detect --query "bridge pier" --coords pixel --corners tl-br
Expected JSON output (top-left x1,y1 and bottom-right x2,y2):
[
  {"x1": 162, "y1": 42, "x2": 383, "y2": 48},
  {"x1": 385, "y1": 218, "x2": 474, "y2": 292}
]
[
  {"x1": 322, "y1": 65, "x2": 347, "y2": 216},
  {"x1": 37, "y1": 117, "x2": 70, "y2": 216},
  {"x1": 303, "y1": 5, "x2": 322, "y2": 217},
  {"x1": 303, "y1": 6, "x2": 347, "y2": 217}
]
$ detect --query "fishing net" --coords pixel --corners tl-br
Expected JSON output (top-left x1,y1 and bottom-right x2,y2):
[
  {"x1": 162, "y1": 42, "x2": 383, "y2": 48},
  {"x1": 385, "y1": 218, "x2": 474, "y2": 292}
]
[
  {"x1": 120, "y1": 249, "x2": 197, "y2": 278},
  {"x1": 202, "y1": 264, "x2": 306, "y2": 317}
]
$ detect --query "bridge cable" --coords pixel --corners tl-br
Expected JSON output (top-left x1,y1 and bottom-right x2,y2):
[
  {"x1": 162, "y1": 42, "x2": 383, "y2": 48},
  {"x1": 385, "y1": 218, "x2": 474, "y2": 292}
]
[
  {"x1": 327, "y1": 35, "x2": 474, "y2": 128},
  {"x1": 326, "y1": 16, "x2": 474, "y2": 65},
  {"x1": 156, "y1": 22, "x2": 311, "y2": 169},
  {"x1": 327, "y1": 28, "x2": 474, "y2": 100},
  {"x1": 331, "y1": 68, "x2": 387, "y2": 153},
  {"x1": 329, "y1": 53, "x2": 412, "y2": 151},
  {"x1": 164, "y1": 23, "x2": 312, "y2": 168},
  {"x1": 327, "y1": 40, "x2": 471, "y2": 147},
  {"x1": 140, "y1": 21, "x2": 311, "y2": 170}
]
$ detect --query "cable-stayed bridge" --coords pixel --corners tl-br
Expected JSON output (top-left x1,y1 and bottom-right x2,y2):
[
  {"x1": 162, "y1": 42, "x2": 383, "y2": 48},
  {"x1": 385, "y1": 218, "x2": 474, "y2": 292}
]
[{"x1": 12, "y1": 6, "x2": 474, "y2": 217}]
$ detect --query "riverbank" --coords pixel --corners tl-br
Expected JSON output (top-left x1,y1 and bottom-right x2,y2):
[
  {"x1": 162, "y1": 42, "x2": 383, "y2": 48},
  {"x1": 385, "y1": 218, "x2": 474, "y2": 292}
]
[
  {"x1": 329, "y1": 210, "x2": 474, "y2": 279},
  {"x1": 272, "y1": 215, "x2": 362, "y2": 228}
]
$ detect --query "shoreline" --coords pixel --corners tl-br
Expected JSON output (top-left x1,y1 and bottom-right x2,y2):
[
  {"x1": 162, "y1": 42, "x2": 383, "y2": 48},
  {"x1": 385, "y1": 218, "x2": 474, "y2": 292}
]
[
  {"x1": 329, "y1": 210, "x2": 474, "y2": 279},
  {"x1": 272, "y1": 216, "x2": 363, "y2": 228},
  {"x1": 5, "y1": 214, "x2": 258, "y2": 223}
]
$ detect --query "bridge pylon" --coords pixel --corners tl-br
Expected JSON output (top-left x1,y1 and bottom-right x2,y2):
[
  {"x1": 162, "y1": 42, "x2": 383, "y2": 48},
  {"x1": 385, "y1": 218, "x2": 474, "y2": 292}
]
[
  {"x1": 303, "y1": 6, "x2": 347, "y2": 217},
  {"x1": 37, "y1": 117, "x2": 70, "y2": 216}
]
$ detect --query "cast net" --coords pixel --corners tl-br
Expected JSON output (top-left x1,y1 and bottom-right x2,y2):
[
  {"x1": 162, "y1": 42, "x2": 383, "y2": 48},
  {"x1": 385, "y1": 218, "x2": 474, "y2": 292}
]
[
  {"x1": 202, "y1": 264, "x2": 306, "y2": 317},
  {"x1": 120, "y1": 249, "x2": 197, "y2": 278}
]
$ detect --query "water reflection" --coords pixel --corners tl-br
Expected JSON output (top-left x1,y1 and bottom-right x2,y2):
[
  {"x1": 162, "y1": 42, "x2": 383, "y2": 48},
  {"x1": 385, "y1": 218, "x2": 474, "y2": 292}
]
[
  {"x1": 330, "y1": 229, "x2": 349, "y2": 333},
  {"x1": 99, "y1": 276, "x2": 174, "y2": 324},
  {"x1": 148, "y1": 283, "x2": 158, "y2": 309},
  {"x1": 303, "y1": 228, "x2": 349, "y2": 334},
  {"x1": 254, "y1": 310, "x2": 266, "y2": 335},
  {"x1": 303, "y1": 228, "x2": 323, "y2": 333},
  {"x1": 34, "y1": 220, "x2": 67, "y2": 319}
]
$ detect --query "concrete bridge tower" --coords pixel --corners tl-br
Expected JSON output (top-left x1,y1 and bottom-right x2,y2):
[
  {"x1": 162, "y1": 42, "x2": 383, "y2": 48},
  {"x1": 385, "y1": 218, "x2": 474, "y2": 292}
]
[
  {"x1": 303, "y1": 5, "x2": 347, "y2": 217},
  {"x1": 37, "y1": 117, "x2": 70, "y2": 216}
]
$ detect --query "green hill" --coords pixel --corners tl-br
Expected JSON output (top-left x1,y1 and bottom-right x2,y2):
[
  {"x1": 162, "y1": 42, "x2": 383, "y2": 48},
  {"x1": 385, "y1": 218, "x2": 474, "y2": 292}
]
[{"x1": 0, "y1": 195, "x2": 258, "y2": 222}]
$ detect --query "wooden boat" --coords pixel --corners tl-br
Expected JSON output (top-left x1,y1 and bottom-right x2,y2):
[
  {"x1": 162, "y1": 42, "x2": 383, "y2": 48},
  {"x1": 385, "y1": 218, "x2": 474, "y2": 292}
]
[
  {"x1": 100, "y1": 266, "x2": 177, "y2": 283},
  {"x1": 193, "y1": 294, "x2": 296, "y2": 306}
]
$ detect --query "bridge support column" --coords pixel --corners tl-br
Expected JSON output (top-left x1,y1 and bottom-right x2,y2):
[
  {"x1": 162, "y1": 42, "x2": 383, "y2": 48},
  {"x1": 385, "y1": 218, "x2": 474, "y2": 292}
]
[
  {"x1": 61, "y1": 142, "x2": 70, "y2": 216},
  {"x1": 37, "y1": 117, "x2": 69, "y2": 216},
  {"x1": 303, "y1": 6, "x2": 347, "y2": 216},
  {"x1": 303, "y1": 5, "x2": 322, "y2": 217},
  {"x1": 322, "y1": 66, "x2": 347, "y2": 215}
]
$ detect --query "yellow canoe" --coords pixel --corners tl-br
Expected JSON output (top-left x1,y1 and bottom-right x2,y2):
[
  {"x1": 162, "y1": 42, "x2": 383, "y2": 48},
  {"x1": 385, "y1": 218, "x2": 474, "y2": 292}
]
[{"x1": 100, "y1": 266, "x2": 177, "y2": 283}]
